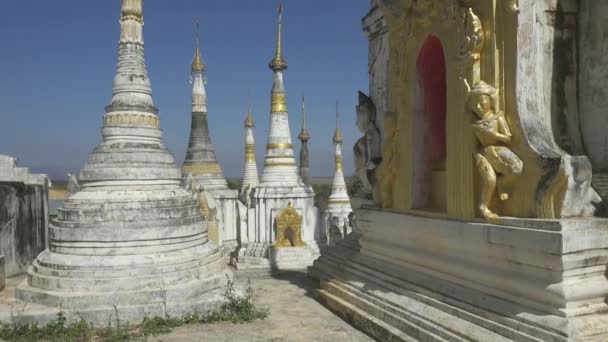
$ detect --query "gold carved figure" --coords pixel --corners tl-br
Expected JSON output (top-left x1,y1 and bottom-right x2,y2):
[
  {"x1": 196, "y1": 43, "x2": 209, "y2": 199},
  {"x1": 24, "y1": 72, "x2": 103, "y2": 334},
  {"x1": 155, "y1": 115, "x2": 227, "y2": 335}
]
[
  {"x1": 274, "y1": 202, "x2": 307, "y2": 248},
  {"x1": 468, "y1": 82, "x2": 523, "y2": 218},
  {"x1": 459, "y1": 0, "x2": 484, "y2": 62}
]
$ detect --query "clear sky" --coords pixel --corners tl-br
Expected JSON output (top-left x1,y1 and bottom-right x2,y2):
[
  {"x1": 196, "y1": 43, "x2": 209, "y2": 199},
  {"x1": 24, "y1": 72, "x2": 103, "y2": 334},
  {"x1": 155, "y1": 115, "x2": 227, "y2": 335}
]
[{"x1": 0, "y1": 0, "x2": 369, "y2": 180}]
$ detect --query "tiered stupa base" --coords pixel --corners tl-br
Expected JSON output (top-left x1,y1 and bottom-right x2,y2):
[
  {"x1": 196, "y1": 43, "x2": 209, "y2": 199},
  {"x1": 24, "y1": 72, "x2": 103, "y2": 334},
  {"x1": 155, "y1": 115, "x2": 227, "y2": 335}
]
[
  {"x1": 15, "y1": 245, "x2": 230, "y2": 326},
  {"x1": 234, "y1": 185, "x2": 320, "y2": 271},
  {"x1": 309, "y1": 209, "x2": 608, "y2": 342},
  {"x1": 12, "y1": 185, "x2": 233, "y2": 326}
]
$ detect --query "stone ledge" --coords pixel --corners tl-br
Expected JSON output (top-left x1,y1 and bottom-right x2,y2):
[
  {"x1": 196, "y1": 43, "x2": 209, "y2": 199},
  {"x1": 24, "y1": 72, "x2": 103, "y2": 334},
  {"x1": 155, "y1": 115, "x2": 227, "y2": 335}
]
[
  {"x1": 0, "y1": 256, "x2": 4, "y2": 291},
  {"x1": 309, "y1": 209, "x2": 608, "y2": 341}
]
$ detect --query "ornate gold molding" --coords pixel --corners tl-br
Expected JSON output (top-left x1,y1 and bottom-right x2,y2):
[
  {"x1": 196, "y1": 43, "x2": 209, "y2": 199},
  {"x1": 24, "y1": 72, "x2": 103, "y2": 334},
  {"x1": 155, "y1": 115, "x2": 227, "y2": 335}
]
[
  {"x1": 182, "y1": 163, "x2": 223, "y2": 175},
  {"x1": 335, "y1": 155, "x2": 343, "y2": 172},
  {"x1": 245, "y1": 145, "x2": 256, "y2": 162},
  {"x1": 328, "y1": 199, "x2": 351, "y2": 205},
  {"x1": 264, "y1": 161, "x2": 296, "y2": 168},
  {"x1": 267, "y1": 143, "x2": 293, "y2": 150},
  {"x1": 274, "y1": 202, "x2": 306, "y2": 248},
  {"x1": 271, "y1": 92, "x2": 287, "y2": 113},
  {"x1": 104, "y1": 113, "x2": 160, "y2": 128}
]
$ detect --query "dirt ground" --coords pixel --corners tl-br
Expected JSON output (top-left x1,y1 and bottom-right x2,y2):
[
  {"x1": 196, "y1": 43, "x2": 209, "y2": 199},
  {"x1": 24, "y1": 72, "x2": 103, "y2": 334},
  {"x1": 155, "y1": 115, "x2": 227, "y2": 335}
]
[{"x1": 150, "y1": 271, "x2": 374, "y2": 342}]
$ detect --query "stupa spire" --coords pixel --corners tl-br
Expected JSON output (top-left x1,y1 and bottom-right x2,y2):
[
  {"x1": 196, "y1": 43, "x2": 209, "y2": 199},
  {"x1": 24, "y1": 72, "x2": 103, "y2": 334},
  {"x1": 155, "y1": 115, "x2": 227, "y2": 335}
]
[
  {"x1": 260, "y1": 2, "x2": 301, "y2": 185},
  {"x1": 269, "y1": 1, "x2": 288, "y2": 71},
  {"x1": 182, "y1": 19, "x2": 228, "y2": 190},
  {"x1": 242, "y1": 99, "x2": 260, "y2": 189},
  {"x1": 106, "y1": 0, "x2": 155, "y2": 114},
  {"x1": 299, "y1": 96, "x2": 311, "y2": 185},
  {"x1": 191, "y1": 19, "x2": 205, "y2": 74},
  {"x1": 328, "y1": 100, "x2": 350, "y2": 208}
]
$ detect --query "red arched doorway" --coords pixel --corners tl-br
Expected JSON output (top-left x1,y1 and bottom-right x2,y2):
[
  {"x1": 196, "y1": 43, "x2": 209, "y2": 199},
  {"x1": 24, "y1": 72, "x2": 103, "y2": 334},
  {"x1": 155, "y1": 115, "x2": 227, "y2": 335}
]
[{"x1": 412, "y1": 35, "x2": 447, "y2": 211}]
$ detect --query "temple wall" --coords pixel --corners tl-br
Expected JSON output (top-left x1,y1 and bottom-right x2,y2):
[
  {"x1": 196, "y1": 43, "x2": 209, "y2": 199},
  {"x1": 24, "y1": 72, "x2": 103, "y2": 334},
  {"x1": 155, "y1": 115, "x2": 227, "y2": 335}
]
[
  {"x1": 578, "y1": 1, "x2": 608, "y2": 171},
  {"x1": 0, "y1": 156, "x2": 48, "y2": 278}
]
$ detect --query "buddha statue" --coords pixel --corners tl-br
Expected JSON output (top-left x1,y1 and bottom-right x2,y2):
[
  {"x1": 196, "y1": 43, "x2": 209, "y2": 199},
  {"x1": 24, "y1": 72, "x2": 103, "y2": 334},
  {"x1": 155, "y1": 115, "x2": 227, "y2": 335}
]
[{"x1": 354, "y1": 91, "x2": 382, "y2": 197}]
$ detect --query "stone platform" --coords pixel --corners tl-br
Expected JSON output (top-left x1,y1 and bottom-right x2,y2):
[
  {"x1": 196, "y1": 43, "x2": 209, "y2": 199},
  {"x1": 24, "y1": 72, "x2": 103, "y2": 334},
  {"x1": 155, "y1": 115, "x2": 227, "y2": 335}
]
[
  {"x1": 1, "y1": 273, "x2": 233, "y2": 328},
  {"x1": 234, "y1": 243, "x2": 320, "y2": 271},
  {"x1": 309, "y1": 209, "x2": 608, "y2": 342}
]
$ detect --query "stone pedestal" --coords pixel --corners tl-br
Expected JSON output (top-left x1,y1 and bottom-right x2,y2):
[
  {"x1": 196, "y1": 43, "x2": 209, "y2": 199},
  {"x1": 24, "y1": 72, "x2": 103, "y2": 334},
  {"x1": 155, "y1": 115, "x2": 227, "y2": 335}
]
[
  {"x1": 309, "y1": 209, "x2": 608, "y2": 341},
  {"x1": 0, "y1": 155, "x2": 48, "y2": 277},
  {"x1": 234, "y1": 185, "x2": 320, "y2": 270},
  {"x1": 270, "y1": 246, "x2": 318, "y2": 270}
]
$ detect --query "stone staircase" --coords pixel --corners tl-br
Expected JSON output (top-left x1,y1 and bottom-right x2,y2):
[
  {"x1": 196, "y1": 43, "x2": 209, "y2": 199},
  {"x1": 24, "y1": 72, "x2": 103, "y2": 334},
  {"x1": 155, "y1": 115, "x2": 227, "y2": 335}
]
[{"x1": 308, "y1": 234, "x2": 563, "y2": 342}]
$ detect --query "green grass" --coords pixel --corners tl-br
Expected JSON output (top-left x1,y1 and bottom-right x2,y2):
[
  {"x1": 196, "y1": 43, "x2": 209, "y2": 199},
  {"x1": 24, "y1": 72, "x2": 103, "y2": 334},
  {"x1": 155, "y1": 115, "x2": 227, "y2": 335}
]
[{"x1": 0, "y1": 278, "x2": 268, "y2": 342}]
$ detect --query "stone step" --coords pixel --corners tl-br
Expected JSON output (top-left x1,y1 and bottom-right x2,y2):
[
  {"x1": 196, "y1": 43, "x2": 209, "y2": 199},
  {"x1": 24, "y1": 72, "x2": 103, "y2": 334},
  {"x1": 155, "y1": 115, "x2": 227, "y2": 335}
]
[
  {"x1": 16, "y1": 272, "x2": 229, "y2": 310},
  {"x1": 322, "y1": 280, "x2": 470, "y2": 342},
  {"x1": 313, "y1": 255, "x2": 557, "y2": 342},
  {"x1": 28, "y1": 257, "x2": 227, "y2": 293},
  {"x1": 324, "y1": 279, "x2": 520, "y2": 342},
  {"x1": 314, "y1": 288, "x2": 419, "y2": 342}
]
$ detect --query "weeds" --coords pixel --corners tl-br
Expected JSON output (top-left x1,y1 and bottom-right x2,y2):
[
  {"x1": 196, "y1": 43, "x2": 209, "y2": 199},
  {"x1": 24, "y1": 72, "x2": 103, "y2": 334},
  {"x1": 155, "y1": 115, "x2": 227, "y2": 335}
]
[{"x1": 0, "y1": 278, "x2": 268, "y2": 342}]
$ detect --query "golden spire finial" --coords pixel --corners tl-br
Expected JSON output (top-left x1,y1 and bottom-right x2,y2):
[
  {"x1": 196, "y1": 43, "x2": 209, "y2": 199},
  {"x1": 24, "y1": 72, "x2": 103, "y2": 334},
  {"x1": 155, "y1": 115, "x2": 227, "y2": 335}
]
[
  {"x1": 191, "y1": 18, "x2": 205, "y2": 73},
  {"x1": 333, "y1": 100, "x2": 343, "y2": 144},
  {"x1": 245, "y1": 90, "x2": 255, "y2": 127},
  {"x1": 269, "y1": 0, "x2": 288, "y2": 71},
  {"x1": 298, "y1": 95, "x2": 310, "y2": 141}
]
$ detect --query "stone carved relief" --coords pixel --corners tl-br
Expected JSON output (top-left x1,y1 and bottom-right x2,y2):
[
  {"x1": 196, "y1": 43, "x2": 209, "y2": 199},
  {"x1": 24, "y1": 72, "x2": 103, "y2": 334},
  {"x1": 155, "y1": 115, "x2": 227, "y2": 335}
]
[
  {"x1": 326, "y1": 216, "x2": 344, "y2": 247},
  {"x1": 274, "y1": 202, "x2": 306, "y2": 248},
  {"x1": 66, "y1": 173, "x2": 80, "y2": 195},
  {"x1": 468, "y1": 81, "x2": 523, "y2": 218},
  {"x1": 239, "y1": 184, "x2": 252, "y2": 209},
  {"x1": 380, "y1": 111, "x2": 399, "y2": 208},
  {"x1": 354, "y1": 91, "x2": 382, "y2": 197}
]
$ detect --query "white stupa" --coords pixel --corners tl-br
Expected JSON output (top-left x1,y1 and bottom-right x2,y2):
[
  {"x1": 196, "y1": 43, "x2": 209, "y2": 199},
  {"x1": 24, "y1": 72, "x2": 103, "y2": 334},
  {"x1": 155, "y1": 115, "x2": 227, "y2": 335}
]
[
  {"x1": 14, "y1": 0, "x2": 231, "y2": 325},
  {"x1": 235, "y1": 2, "x2": 320, "y2": 270},
  {"x1": 322, "y1": 103, "x2": 353, "y2": 245}
]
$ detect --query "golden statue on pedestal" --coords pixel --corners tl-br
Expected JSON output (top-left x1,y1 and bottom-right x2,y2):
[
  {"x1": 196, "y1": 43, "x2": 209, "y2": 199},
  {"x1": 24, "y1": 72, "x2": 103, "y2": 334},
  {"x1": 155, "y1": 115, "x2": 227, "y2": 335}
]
[
  {"x1": 274, "y1": 202, "x2": 307, "y2": 248},
  {"x1": 468, "y1": 81, "x2": 523, "y2": 218}
]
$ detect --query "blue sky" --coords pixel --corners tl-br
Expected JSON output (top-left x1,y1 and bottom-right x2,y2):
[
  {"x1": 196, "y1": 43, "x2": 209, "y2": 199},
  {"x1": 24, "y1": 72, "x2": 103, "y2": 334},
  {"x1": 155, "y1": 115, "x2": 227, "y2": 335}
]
[{"x1": 0, "y1": 1, "x2": 369, "y2": 180}]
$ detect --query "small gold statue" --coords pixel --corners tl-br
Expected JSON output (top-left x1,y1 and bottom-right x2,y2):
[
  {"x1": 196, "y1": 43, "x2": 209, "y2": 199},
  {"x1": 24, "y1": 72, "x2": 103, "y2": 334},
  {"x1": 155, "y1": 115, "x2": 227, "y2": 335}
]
[
  {"x1": 274, "y1": 202, "x2": 307, "y2": 248},
  {"x1": 468, "y1": 81, "x2": 523, "y2": 218}
]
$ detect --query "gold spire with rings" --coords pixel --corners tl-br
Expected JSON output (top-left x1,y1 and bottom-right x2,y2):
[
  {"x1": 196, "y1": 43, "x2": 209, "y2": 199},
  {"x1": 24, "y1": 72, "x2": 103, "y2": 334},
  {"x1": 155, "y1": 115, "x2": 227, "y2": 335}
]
[
  {"x1": 245, "y1": 91, "x2": 255, "y2": 127},
  {"x1": 191, "y1": 19, "x2": 205, "y2": 73},
  {"x1": 269, "y1": 1, "x2": 288, "y2": 71},
  {"x1": 298, "y1": 96, "x2": 311, "y2": 141},
  {"x1": 333, "y1": 100, "x2": 343, "y2": 144},
  {"x1": 244, "y1": 107, "x2": 255, "y2": 128}
]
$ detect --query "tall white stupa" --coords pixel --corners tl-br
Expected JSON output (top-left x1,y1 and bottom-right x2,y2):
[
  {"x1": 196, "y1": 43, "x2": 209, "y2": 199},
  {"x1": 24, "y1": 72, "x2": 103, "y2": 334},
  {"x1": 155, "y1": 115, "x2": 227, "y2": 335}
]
[
  {"x1": 181, "y1": 24, "x2": 240, "y2": 251},
  {"x1": 14, "y1": 0, "x2": 231, "y2": 325},
  {"x1": 236, "y1": 2, "x2": 320, "y2": 270},
  {"x1": 322, "y1": 102, "x2": 353, "y2": 245}
]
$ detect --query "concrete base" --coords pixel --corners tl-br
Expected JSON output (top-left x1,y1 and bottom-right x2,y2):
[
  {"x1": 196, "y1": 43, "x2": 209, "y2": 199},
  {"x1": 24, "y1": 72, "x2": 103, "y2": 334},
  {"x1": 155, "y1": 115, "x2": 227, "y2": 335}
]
[
  {"x1": 0, "y1": 274, "x2": 239, "y2": 328},
  {"x1": 309, "y1": 209, "x2": 608, "y2": 342},
  {"x1": 234, "y1": 242, "x2": 320, "y2": 271},
  {"x1": 6, "y1": 242, "x2": 233, "y2": 327}
]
